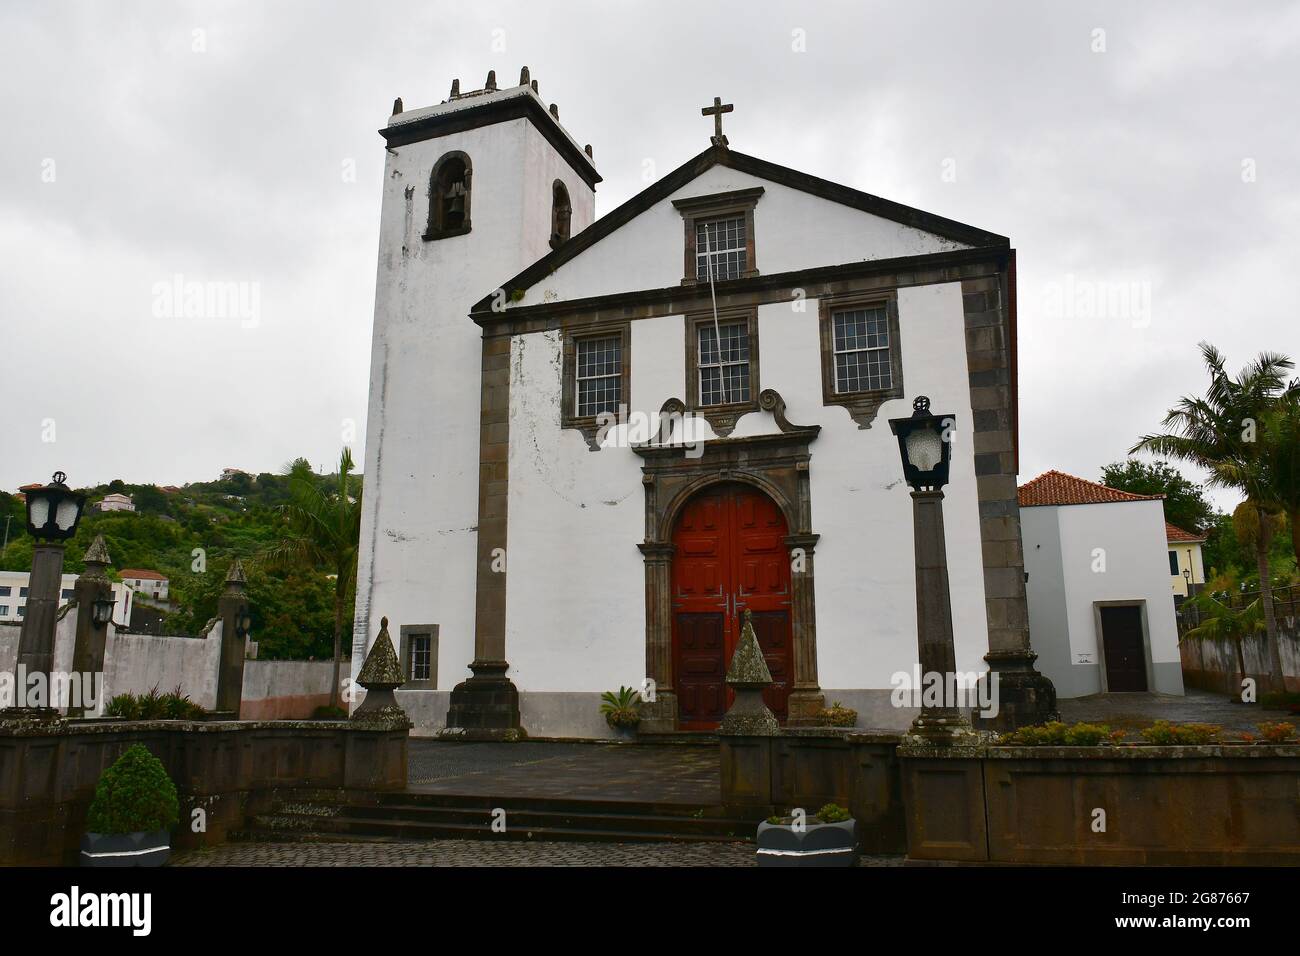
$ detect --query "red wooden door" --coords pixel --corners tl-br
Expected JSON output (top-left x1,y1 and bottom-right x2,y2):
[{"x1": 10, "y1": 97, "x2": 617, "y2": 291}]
[{"x1": 672, "y1": 483, "x2": 792, "y2": 728}]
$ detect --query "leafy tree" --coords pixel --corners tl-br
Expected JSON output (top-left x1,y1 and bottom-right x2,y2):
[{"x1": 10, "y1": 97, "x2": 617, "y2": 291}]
[
  {"x1": 1132, "y1": 342, "x2": 1294, "y2": 693},
  {"x1": 260, "y1": 449, "x2": 361, "y2": 708},
  {"x1": 1100, "y1": 459, "x2": 1214, "y2": 533},
  {"x1": 1258, "y1": 392, "x2": 1300, "y2": 571}
]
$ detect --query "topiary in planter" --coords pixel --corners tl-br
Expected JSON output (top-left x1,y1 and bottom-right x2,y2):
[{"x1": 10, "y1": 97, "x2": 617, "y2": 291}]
[{"x1": 81, "y1": 744, "x2": 179, "y2": 867}]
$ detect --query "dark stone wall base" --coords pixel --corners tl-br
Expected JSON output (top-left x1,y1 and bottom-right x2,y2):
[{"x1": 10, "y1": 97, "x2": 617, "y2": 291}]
[
  {"x1": 444, "y1": 662, "x2": 524, "y2": 733},
  {"x1": 977, "y1": 651, "x2": 1059, "y2": 732}
]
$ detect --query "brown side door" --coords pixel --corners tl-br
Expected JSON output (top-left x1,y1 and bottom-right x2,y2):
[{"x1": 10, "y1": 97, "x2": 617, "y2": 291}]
[{"x1": 1100, "y1": 605, "x2": 1148, "y2": 692}]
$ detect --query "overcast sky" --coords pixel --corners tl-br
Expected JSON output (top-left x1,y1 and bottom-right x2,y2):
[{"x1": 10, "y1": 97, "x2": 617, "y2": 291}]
[{"x1": 2, "y1": 1, "x2": 1296, "y2": 511}]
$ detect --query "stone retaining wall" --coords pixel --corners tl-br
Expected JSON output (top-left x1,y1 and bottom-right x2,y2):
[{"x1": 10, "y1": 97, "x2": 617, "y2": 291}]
[{"x1": 0, "y1": 718, "x2": 408, "y2": 866}]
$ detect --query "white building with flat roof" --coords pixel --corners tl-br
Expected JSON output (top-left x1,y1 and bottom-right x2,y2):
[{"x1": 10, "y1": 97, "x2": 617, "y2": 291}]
[{"x1": 0, "y1": 570, "x2": 133, "y2": 627}]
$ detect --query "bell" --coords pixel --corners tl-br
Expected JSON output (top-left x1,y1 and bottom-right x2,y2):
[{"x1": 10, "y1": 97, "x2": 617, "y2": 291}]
[{"x1": 448, "y1": 193, "x2": 465, "y2": 214}]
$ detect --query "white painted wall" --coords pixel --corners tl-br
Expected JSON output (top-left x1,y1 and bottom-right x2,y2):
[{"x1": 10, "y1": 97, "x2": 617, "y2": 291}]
[
  {"x1": 505, "y1": 280, "x2": 989, "y2": 694},
  {"x1": 1022, "y1": 499, "x2": 1184, "y2": 697},
  {"x1": 353, "y1": 88, "x2": 597, "y2": 697},
  {"x1": 514, "y1": 164, "x2": 969, "y2": 308}
]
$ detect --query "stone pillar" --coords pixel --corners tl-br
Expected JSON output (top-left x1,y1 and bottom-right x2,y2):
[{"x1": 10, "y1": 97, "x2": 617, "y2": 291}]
[
  {"x1": 785, "y1": 532, "x2": 824, "y2": 724},
  {"x1": 215, "y1": 559, "x2": 250, "y2": 717},
  {"x1": 68, "y1": 535, "x2": 114, "y2": 718},
  {"x1": 7, "y1": 542, "x2": 66, "y2": 716},
  {"x1": 908, "y1": 490, "x2": 971, "y2": 740},
  {"x1": 444, "y1": 333, "x2": 523, "y2": 739},
  {"x1": 638, "y1": 542, "x2": 676, "y2": 732},
  {"x1": 962, "y1": 271, "x2": 1057, "y2": 731}
]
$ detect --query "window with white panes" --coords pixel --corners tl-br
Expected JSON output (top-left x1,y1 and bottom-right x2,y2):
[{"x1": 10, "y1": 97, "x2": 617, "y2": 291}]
[
  {"x1": 575, "y1": 334, "x2": 623, "y2": 418},
  {"x1": 832, "y1": 305, "x2": 893, "y2": 394},
  {"x1": 408, "y1": 634, "x2": 432, "y2": 682},
  {"x1": 697, "y1": 321, "x2": 751, "y2": 406},
  {"x1": 695, "y1": 216, "x2": 746, "y2": 281}
]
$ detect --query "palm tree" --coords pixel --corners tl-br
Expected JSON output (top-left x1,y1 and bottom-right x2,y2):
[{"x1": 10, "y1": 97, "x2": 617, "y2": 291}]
[
  {"x1": 1131, "y1": 342, "x2": 1293, "y2": 693},
  {"x1": 261, "y1": 449, "x2": 361, "y2": 709}
]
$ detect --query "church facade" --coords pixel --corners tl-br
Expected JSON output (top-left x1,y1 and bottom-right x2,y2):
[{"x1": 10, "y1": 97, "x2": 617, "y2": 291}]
[{"x1": 352, "y1": 71, "x2": 1054, "y2": 737}]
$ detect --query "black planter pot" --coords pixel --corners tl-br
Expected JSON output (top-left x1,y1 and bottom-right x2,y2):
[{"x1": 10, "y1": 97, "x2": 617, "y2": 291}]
[
  {"x1": 756, "y1": 818, "x2": 858, "y2": 867},
  {"x1": 80, "y1": 830, "x2": 171, "y2": 867}
]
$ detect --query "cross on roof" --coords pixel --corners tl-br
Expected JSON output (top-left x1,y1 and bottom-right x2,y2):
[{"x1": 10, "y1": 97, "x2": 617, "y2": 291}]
[{"x1": 701, "y1": 96, "x2": 733, "y2": 147}]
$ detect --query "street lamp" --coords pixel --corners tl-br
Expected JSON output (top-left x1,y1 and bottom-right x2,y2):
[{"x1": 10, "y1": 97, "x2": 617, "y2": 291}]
[
  {"x1": 5, "y1": 472, "x2": 88, "y2": 719},
  {"x1": 235, "y1": 607, "x2": 252, "y2": 640},
  {"x1": 888, "y1": 397, "x2": 970, "y2": 740},
  {"x1": 24, "y1": 472, "x2": 87, "y2": 541},
  {"x1": 91, "y1": 595, "x2": 116, "y2": 629}
]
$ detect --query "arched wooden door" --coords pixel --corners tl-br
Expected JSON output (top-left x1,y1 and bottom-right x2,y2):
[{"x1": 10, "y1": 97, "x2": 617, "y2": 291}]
[{"x1": 671, "y1": 482, "x2": 792, "y2": 729}]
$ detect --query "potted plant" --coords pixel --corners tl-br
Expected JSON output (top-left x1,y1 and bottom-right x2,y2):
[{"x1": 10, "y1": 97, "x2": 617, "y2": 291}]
[
  {"x1": 599, "y1": 686, "x2": 642, "y2": 738},
  {"x1": 756, "y1": 803, "x2": 857, "y2": 867},
  {"x1": 81, "y1": 744, "x2": 179, "y2": 867}
]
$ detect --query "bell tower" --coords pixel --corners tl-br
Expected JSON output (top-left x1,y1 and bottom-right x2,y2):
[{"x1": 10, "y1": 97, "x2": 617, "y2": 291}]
[{"x1": 353, "y1": 69, "x2": 599, "y2": 735}]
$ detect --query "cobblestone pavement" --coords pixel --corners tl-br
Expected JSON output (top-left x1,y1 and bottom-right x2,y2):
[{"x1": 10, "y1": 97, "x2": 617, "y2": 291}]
[
  {"x1": 407, "y1": 740, "x2": 720, "y2": 804},
  {"x1": 170, "y1": 840, "x2": 905, "y2": 867},
  {"x1": 1058, "y1": 688, "x2": 1300, "y2": 734}
]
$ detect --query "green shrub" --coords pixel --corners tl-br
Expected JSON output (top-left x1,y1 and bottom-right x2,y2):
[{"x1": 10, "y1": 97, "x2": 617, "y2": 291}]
[
  {"x1": 1139, "y1": 720, "x2": 1221, "y2": 745},
  {"x1": 998, "y1": 721, "x2": 1113, "y2": 746},
  {"x1": 312, "y1": 705, "x2": 348, "y2": 720},
  {"x1": 105, "y1": 685, "x2": 205, "y2": 721},
  {"x1": 1256, "y1": 721, "x2": 1297, "y2": 744},
  {"x1": 85, "y1": 744, "x2": 180, "y2": 835},
  {"x1": 816, "y1": 702, "x2": 858, "y2": 728},
  {"x1": 815, "y1": 803, "x2": 852, "y2": 823}
]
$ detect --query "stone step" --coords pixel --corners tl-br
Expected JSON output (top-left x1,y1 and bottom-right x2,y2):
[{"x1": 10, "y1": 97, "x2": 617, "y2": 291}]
[
  {"x1": 245, "y1": 811, "x2": 753, "y2": 844},
  {"x1": 337, "y1": 802, "x2": 753, "y2": 837}
]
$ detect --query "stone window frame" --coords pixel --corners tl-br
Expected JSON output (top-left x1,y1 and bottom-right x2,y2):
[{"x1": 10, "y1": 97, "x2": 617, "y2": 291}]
[
  {"x1": 398, "y1": 624, "x2": 439, "y2": 689},
  {"x1": 684, "y1": 308, "x2": 760, "y2": 438},
  {"x1": 817, "y1": 289, "x2": 904, "y2": 429},
  {"x1": 672, "y1": 187, "x2": 764, "y2": 285},
  {"x1": 423, "y1": 151, "x2": 472, "y2": 241},
  {"x1": 561, "y1": 320, "x2": 631, "y2": 450}
]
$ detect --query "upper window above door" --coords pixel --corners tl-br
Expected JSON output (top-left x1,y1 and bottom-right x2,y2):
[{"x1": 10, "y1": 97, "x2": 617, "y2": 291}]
[{"x1": 672, "y1": 187, "x2": 763, "y2": 285}]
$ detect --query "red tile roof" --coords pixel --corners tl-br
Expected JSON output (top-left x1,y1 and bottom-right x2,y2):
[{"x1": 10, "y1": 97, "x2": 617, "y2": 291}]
[
  {"x1": 1165, "y1": 521, "x2": 1206, "y2": 543},
  {"x1": 119, "y1": 569, "x2": 168, "y2": 581},
  {"x1": 1017, "y1": 470, "x2": 1164, "y2": 508}
]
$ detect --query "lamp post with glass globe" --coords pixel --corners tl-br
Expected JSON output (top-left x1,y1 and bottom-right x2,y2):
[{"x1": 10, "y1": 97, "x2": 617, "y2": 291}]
[
  {"x1": 888, "y1": 398, "x2": 972, "y2": 740},
  {"x1": 6, "y1": 472, "x2": 87, "y2": 718}
]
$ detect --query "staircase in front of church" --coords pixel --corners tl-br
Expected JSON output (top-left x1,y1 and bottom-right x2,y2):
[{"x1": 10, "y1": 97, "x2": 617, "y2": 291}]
[{"x1": 236, "y1": 789, "x2": 761, "y2": 845}]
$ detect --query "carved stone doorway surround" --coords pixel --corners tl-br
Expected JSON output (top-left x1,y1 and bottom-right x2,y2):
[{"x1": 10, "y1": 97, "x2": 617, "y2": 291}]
[{"x1": 633, "y1": 390, "x2": 825, "y2": 732}]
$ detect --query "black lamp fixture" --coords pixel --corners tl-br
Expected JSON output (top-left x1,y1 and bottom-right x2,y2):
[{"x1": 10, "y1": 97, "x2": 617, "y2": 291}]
[
  {"x1": 91, "y1": 595, "x2": 116, "y2": 628},
  {"x1": 888, "y1": 397, "x2": 956, "y2": 490},
  {"x1": 235, "y1": 606, "x2": 252, "y2": 639},
  {"x1": 24, "y1": 472, "x2": 87, "y2": 541}
]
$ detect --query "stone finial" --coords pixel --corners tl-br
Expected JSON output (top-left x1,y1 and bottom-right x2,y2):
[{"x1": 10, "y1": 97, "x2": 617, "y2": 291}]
[
  {"x1": 77, "y1": 534, "x2": 112, "y2": 583},
  {"x1": 357, "y1": 617, "x2": 404, "y2": 689},
  {"x1": 82, "y1": 534, "x2": 111, "y2": 567},
  {"x1": 485, "y1": 70, "x2": 497, "y2": 91},
  {"x1": 450, "y1": 78, "x2": 460, "y2": 97},
  {"x1": 352, "y1": 616, "x2": 411, "y2": 727},
  {"x1": 584, "y1": 144, "x2": 593, "y2": 159},
  {"x1": 226, "y1": 558, "x2": 247, "y2": 586},
  {"x1": 531, "y1": 79, "x2": 538, "y2": 94},
  {"x1": 720, "y1": 610, "x2": 778, "y2": 736},
  {"x1": 519, "y1": 66, "x2": 530, "y2": 86},
  {"x1": 549, "y1": 103, "x2": 559, "y2": 120},
  {"x1": 392, "y1": 97, "x2": 403, "y2": 115}
]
